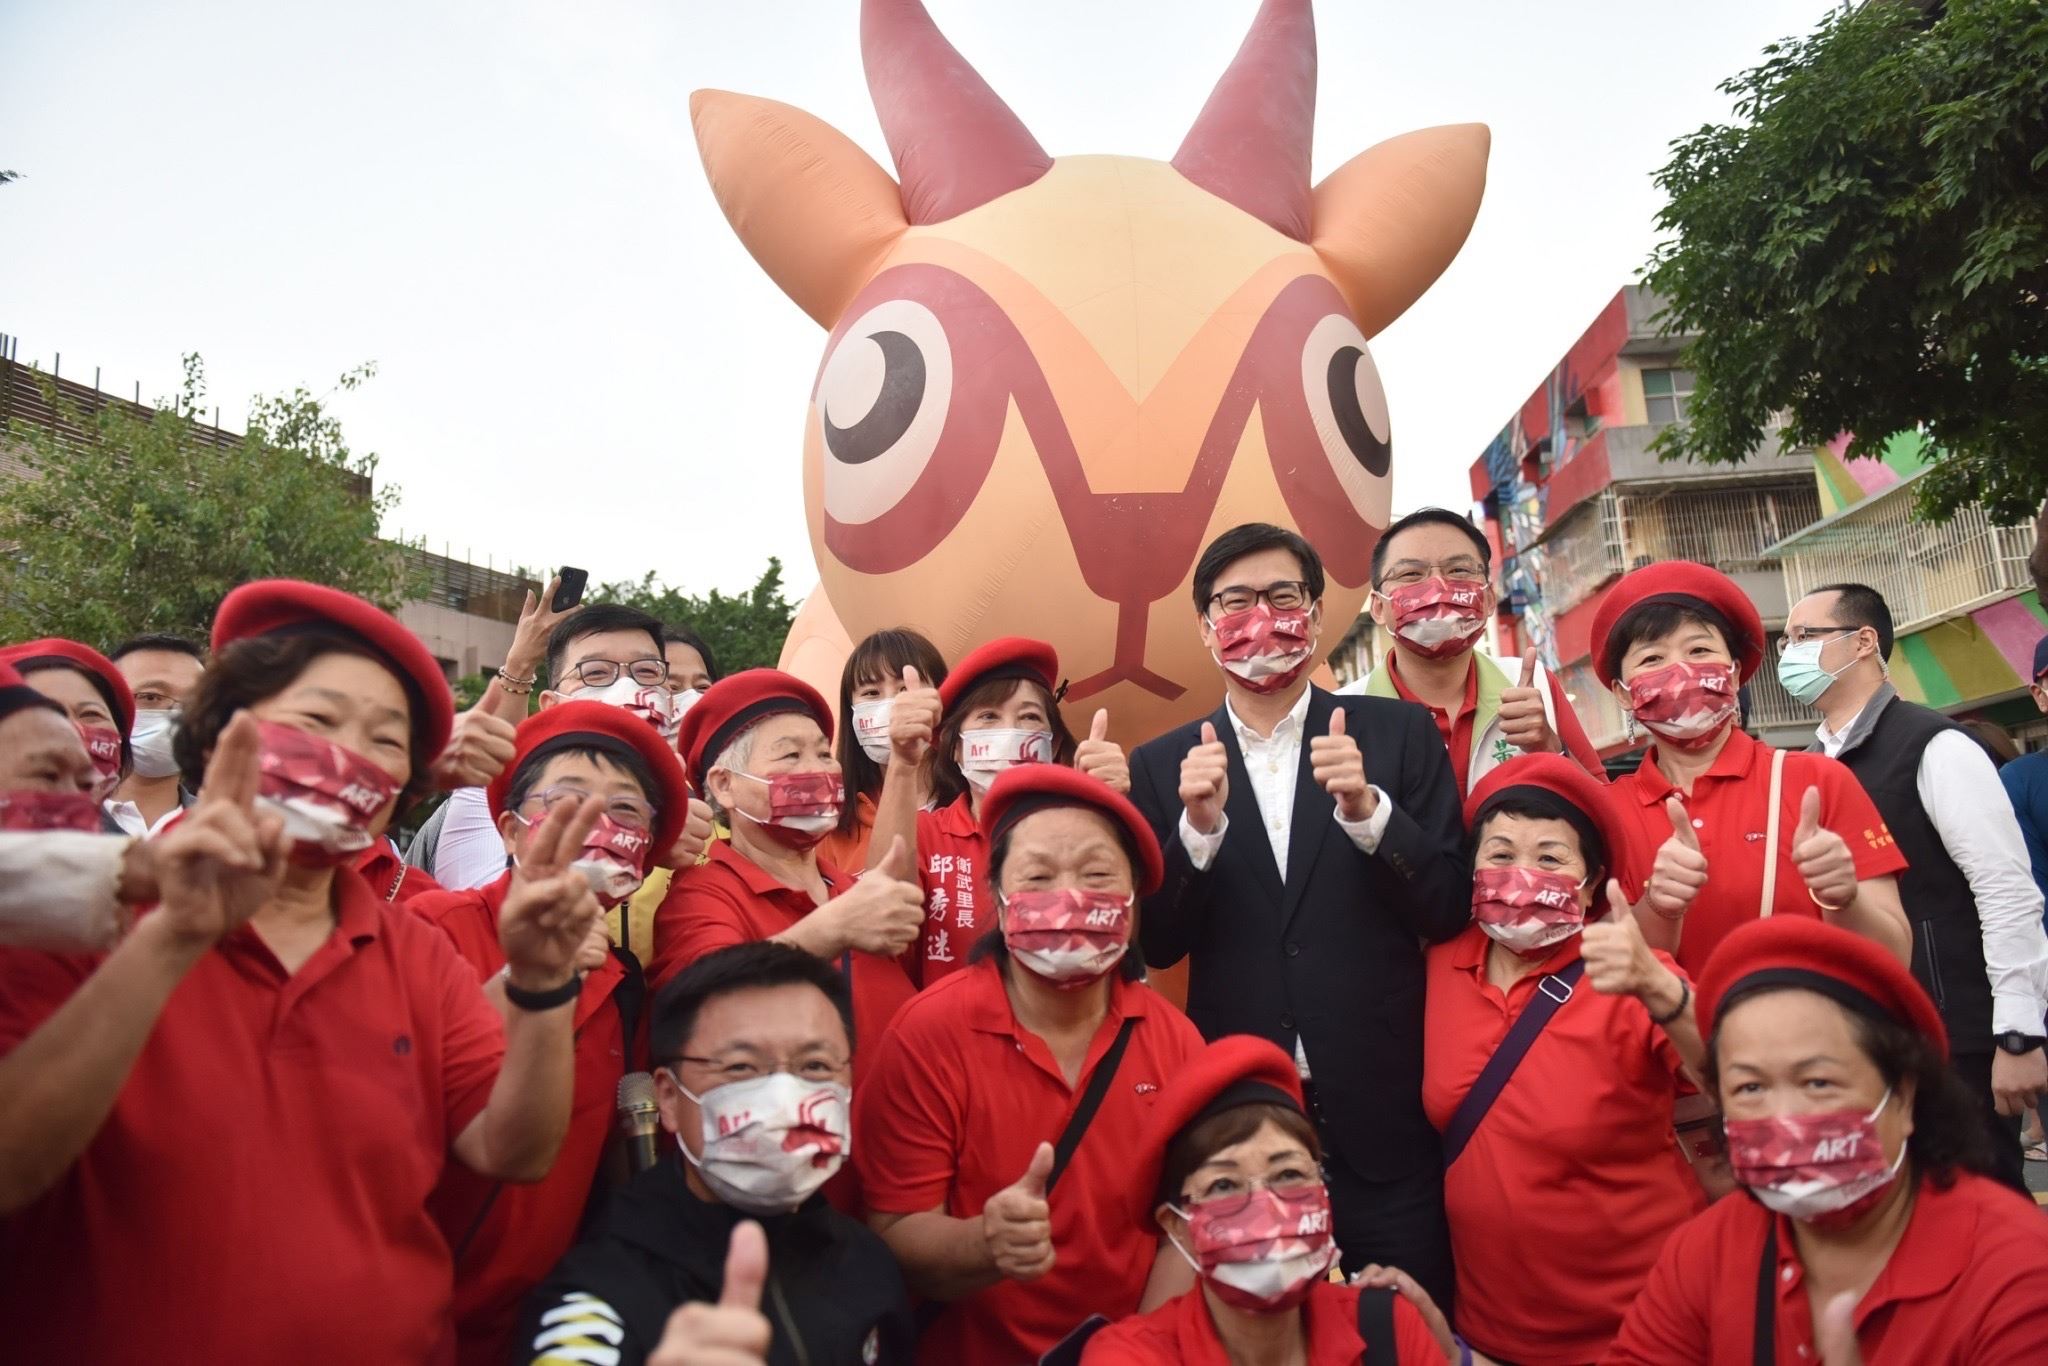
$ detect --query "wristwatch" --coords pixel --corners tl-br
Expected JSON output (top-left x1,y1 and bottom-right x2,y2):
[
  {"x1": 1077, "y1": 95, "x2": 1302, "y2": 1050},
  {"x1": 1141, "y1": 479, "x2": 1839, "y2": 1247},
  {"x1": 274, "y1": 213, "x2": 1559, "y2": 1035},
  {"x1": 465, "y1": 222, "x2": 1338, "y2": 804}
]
[
  {"x1": 1995, "y1": 1030, "x2": 2046, "y2": 1056},
  {"x1": 499, "y1": 967, "x2": 581, "y2": 1012}
]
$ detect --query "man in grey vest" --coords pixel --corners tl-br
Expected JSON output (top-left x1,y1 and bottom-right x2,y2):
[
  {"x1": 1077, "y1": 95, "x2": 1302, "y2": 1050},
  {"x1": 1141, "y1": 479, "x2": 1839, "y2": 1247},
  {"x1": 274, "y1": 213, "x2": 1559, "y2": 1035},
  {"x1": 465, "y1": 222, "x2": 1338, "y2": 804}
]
[{"x1": 1783, "y1": 582, "x2": 2048, "y2": 1190}]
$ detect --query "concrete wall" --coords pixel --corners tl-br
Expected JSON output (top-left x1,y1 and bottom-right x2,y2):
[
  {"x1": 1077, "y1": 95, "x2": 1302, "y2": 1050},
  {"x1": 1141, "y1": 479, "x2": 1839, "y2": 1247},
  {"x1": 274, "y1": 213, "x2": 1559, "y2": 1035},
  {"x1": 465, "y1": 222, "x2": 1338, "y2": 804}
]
[{"x1": 397, "y1": 601, "x2": 518, "y2": 681}]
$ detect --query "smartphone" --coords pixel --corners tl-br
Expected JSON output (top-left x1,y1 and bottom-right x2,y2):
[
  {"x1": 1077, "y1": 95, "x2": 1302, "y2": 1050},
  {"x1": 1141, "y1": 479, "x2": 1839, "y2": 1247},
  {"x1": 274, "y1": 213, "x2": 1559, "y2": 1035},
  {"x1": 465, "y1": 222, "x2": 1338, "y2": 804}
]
[{"x1": 552, "y1": 566, "x2": 589, "y2": 613}]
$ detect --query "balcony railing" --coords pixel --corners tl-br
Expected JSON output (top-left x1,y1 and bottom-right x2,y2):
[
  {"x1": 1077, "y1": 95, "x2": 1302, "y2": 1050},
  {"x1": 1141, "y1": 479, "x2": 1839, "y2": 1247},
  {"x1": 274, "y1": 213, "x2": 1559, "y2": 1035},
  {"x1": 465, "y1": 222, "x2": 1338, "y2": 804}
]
[
  {"x1": 1774, "y1": 476, "x2": 2034, "y2": 638},
  {"x1": 1614, "y1": 483, "x2": 1822, "y2": 573}
]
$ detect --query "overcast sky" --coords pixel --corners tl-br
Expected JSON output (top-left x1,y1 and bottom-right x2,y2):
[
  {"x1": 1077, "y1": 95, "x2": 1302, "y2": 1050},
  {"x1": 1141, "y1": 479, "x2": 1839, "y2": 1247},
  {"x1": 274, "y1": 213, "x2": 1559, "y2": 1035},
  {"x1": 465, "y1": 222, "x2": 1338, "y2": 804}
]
[{"x1": 1, "y1": 0, "x2": 1837, "y2": 598}]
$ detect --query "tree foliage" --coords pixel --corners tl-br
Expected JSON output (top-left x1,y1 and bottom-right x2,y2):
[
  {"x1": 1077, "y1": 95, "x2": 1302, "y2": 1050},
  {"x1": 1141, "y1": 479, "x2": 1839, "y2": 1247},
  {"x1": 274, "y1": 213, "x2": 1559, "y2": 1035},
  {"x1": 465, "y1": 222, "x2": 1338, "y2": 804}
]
[
  {"x1": 0, "y1": 355, "x2": 420, "y2": 646},
  {"x1": 1646, "y1": 0, "x2": 2048, "y2": 523},
  {"x1": 591, "y1": 558, "x2": 797, "y2": 676}
]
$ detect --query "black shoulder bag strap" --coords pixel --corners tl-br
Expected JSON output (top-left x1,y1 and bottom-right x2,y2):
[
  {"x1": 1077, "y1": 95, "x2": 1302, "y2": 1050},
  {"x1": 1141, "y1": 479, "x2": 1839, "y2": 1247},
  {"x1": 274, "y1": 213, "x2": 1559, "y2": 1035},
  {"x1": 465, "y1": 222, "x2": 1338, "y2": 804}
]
[
  {"x1": 1440, "y1": 959, "x2": 1586, "y2": 1168},
  {"x1": 1355, "y1": 1284, "x2": 1399, "y2": 1366},
  {"x1": 1046, "y1": 1017, "x2": 1139, "y2": 1193},
  {"x1": 1753, "y1": 1219, "x2": 1778, "y2": 1365}
]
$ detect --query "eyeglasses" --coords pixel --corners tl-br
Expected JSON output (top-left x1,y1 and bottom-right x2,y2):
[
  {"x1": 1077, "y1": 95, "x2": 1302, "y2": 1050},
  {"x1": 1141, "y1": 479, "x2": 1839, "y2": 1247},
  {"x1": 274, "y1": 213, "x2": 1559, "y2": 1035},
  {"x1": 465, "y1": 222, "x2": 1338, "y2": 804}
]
[
  {"x1": 1176, "y1": 1172, "x2": 1323, "y2": 1217},
  {"x1": 522, "y1": 785, "x2": 655, "y2": 831},
  {"x1": 1777, "y1": 626, "x2": 1858, "y2": 653},
  {"x1": 570, "y1": 657, "x2": 670, "y2": 689},
  {"x1": 1377, "y1": 559, "x2": 1488, "y2": 589},
  {"x1": 1205, "y1": 581, "x2": 1313, "y2": 616},
  {"x1": 670, "y1": 1053, "x2": 851, "y2": 1086}
]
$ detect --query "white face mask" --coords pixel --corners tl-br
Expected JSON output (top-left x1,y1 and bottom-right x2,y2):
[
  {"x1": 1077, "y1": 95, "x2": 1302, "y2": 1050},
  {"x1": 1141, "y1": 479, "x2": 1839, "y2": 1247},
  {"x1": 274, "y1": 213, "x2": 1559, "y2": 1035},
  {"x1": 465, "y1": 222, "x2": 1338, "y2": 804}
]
[
  {"x1": 673, "y1": 687, "x2": 704, "y2": 720},
  {"x1": 128, "y1": 710, "x2": 182, "y2": 781},
  {"x1": 958, "y1": 727, "x2": 1054, "y2": 794},
  {"x1": 851, "y1": 697, "x2": 894, "y2": 764},
  {"x1": 582, "y1": 674, "x2": 679, "y2": 740},
  {"x1": 671, "y1": 1070, "x2": 851, "y2": 1214}
]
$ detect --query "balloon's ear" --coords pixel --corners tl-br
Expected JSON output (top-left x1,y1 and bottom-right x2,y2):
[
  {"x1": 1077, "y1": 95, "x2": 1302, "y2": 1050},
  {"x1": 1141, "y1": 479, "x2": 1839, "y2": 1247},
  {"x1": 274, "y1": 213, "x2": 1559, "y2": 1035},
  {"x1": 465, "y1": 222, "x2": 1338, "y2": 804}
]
[
  {"x1": 690, "y1": 90, "x2": 910, "y2": 328},
  {"x1": 1311, "y1": 123, "x2": 1490, "y2": 339}
]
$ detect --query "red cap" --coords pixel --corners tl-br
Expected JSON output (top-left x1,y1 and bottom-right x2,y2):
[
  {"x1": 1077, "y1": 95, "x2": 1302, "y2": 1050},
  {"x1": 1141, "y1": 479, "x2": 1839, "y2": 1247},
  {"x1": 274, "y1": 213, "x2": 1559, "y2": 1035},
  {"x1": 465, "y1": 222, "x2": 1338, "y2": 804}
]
[
  {"x1": 677, "y1": 669, "x2": 834, "y2": 789},
  {"x1": 979, "y1": 763, "x2": 1165, "y2": 895},
  {"x1": 212, "y1": 580, "x2": 456, "y2": 759},
  {"x1": 939, "y1": 636, "x2": 1060, "y2": 712},
  {"x1": 1697, "y1": 916, "x2": 1947, "y2": 1058},
  {"x1": 1589, "y1": 562, "x2": 1766, "y2": 687},
  {"x1": 1130, "y1": 1036, "x2": 1304, "y2": 1222},
  {"x1": 487, "y1": 701, "x2": 692, "y2": 856},
  {"x1": 0, "y1": 638, "x2": 136, "y2": 737},
  {"x1": 1465, "y1": 753, "x2": 1635, "y2": 900}
]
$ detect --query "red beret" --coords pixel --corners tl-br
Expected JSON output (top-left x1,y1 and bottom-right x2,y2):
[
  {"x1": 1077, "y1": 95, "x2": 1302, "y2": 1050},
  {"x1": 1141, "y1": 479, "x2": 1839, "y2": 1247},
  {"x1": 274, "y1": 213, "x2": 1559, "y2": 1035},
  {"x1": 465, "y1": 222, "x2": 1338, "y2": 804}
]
[
  {"x1": 1130, "y1": 1036, "x2": 1304, "y2": 1222},
  {"x1": 939, "y1": 636, "x2": 1060, "y2": 713},
  {"x1": 1697, "y1": 916, "x2": 1947, "y2": 1058},
  {"x1": 0, "y1": 638, "x2": 136, "y2": 737},
  {"x1": 979, "y1": 764, "x2": 1165, "y2": 895},
  {"x1": 213, "y1": 581, "x2": 455, "y2": 759},
  {"x1": 1465, "y1": 754, "x2": 1636, "y2": 899},
  {"x1": 487, "y1": 701, "x2": 692, "y2": 856},
  {"x1": 677, "y1": 669, "x2": 834, "y2": 789},
  {"x1": 1589, "y1": 562, "x2": 1766, "y2": 687}
]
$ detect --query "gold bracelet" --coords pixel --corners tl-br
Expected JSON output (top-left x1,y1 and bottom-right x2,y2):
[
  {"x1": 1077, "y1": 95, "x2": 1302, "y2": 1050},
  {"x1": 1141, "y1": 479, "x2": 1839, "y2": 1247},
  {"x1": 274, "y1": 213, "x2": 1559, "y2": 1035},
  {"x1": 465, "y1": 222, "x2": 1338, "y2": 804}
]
[{"x1": 1808, "y1": 884, "x2": 1849, "y2": 913}]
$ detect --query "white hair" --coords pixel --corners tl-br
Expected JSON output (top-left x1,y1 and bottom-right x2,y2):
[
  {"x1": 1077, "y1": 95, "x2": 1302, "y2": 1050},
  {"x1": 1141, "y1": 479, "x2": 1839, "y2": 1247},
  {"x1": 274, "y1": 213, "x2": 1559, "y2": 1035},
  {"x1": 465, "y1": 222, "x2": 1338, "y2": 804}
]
[{"x1": 705, "y1": 720, "x2": 764, "y2": 822}]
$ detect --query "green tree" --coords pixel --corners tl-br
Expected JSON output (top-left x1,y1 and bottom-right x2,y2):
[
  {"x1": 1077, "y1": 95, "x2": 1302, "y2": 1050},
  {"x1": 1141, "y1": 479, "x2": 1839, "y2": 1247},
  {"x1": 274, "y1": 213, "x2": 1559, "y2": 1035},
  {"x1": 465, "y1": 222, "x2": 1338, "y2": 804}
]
[
  {"x1": 1645, "y1": 0, "x2": 2048, "y2": 523},
  {"x1": 591, "y1": 558, "x2": 797, "y2": 675},
  {"x1": 0, "y1": 354, "x2": 421, "y2": 645}
]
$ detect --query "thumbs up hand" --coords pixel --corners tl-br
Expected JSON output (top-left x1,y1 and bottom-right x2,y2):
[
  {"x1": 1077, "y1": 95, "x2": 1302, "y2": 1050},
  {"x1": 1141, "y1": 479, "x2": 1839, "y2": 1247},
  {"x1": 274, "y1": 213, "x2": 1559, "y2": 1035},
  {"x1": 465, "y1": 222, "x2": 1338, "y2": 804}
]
[
  {"x1": 1791, "y1": 787, "x2": 1856, "y2": 911},
  {"x1": 1645, "y1": 796, "x2": 1709, "y2": 919},
  {"x1": 824, "y1": 835, "x2": 925, "y2": 957},
  {"x1": 1497, "y1": 647, "x2": 1560, "y2": 754},
  {"x1": 647, "y1": 1220, "x2": 773, "y2": 1365},
  {"x1": 982, "y1": 1142, "x2": 1056, "y2": 1282},
  {"x1": 889, "y1": 666, "x2": 943, "y2": 768},
  {"x1": 1584, "y1": 880, "x2": 1688, "y2": 1019},
  {"x1": 1073, "y1": 708, "x2": 1130, "y2": 794},
  {"x1": 1310, "y1": 707, "x2": 1375, "y2": 823},
  {"x1": 1180, "y1": 721, "x2": 1231, "y2": 836}
]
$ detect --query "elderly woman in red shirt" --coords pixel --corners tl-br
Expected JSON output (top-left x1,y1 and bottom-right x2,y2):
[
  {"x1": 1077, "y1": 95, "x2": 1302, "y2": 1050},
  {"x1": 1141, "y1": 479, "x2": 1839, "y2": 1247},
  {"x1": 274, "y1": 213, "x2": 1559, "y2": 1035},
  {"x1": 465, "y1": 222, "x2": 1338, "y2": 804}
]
[
  {"x1": 1424, "y1": 754, "x2": 1708, "y2": 1364},
  {"x1": 0, "y1": 580, "x2": 599, "y2": 1365},
  {"x1": 1589, "y1": 562, "x2": 1909, "y2": 974},
  {"x1": 1606, "y1": 916, "x2": 2048, "y2": 1363},
  {"x1": 410, "y1": 699, "x2": 690, "y2": 1366}
]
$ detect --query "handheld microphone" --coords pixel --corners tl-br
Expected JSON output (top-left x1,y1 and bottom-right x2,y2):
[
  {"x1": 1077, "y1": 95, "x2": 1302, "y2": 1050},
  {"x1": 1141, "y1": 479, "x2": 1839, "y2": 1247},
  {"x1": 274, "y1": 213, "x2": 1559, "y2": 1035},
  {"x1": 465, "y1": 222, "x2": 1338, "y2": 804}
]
[{"x1": 616, "y1": 1071, "x2": 661, "y2": 1175}]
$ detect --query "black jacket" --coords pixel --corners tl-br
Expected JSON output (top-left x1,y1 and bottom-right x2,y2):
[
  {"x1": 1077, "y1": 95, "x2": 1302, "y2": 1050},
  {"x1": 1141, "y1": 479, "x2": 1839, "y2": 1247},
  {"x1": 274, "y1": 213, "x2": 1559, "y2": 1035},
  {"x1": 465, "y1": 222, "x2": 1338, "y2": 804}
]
[
  {"x1": 1130, "y1": 687, "x2": 1469, "y2": 1180},
  {"x1": 515, "y1": 1158, "x2": 914, "y2": 1366}
]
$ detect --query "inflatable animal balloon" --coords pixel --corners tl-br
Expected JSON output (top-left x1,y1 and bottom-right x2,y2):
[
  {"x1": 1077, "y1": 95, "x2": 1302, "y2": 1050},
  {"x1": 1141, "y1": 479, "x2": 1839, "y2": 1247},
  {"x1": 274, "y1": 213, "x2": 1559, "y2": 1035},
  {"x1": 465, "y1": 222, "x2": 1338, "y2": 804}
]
[{"x1": 696, "y1": 0, "x2": 1488, "y2": 745}]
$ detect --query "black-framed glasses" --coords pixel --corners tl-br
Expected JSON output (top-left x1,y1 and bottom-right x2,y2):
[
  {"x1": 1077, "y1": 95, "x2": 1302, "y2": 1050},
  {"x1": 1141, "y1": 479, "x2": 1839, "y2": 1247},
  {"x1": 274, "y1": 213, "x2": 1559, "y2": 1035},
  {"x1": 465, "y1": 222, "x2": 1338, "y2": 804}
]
[
  {"x1": 1205, "y1": 581, "x2": 1313, "y2": 616},
  {"x1": 669, "y1": 1053, "x2": 851, "y2": 1085},
  {"x1": 521, "y1": 785, "x2": 655, "y2": 831},
  {"x1": 570, "y1": 657, "x2": 670, "y2": 688},
  {"x1": 1378, "y1": 558, "x2": 1489, "y2": 589},
  {"x1": 1776, "y1": 626, "x2": 1858, "y2": 653}
]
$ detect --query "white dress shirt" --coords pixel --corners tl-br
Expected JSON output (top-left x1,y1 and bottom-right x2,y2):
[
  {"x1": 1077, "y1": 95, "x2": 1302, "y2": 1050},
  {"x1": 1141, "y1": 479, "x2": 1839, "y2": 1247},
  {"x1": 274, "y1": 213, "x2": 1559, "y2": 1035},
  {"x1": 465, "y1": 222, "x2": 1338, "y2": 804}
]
[
  {"x1": 1177, "y1": 687, "x2": 1396, "y2": 1075},
  {"x1": 430, "y1": 785, "x2": 514, "y2": 892},
  {"x1": 1819, "y1": 711, "x2": 2048, "y2": 1037},
  {"x1": 104, "y1": 797, "x2": 184, "y2": 839}
]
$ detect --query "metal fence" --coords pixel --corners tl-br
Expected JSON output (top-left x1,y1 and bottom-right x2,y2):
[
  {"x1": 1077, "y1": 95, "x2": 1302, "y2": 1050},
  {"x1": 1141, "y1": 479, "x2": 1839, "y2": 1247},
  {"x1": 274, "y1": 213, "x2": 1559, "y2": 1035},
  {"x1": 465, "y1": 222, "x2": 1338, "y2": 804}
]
[{"x1": 1614, "y1": 483, "x2": 1822, "y2": 573}]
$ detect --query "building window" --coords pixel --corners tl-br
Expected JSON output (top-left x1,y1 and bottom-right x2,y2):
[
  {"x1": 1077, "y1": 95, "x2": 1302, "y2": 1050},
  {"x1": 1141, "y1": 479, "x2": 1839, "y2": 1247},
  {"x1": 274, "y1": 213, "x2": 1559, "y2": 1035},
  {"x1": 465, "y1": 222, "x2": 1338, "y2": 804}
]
[{"x1": 1642, "y1": 367, "x2": 1694, "y2": 426}]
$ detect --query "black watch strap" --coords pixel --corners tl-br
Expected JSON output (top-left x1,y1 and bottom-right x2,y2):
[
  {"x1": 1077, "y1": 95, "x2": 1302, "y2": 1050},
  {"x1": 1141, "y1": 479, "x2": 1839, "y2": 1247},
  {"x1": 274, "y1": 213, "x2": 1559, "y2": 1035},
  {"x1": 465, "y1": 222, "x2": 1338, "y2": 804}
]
[
  {"x1": 504, "y1": 972, "x2": 581, "y2": 1012},
  {"x1": 1998, "y1": 1030, "x2": 2047, "y2": 1055}
]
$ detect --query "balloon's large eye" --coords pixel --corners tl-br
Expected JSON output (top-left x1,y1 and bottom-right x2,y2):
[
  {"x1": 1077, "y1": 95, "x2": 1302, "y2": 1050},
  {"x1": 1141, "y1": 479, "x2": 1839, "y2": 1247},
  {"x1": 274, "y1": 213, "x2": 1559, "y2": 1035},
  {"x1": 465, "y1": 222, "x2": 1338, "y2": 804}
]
[
  {"x1": 817, "y1": 299, "x2": 952, "y2": 526},
  {"x1": 1300, "y1": 314, "x2": 1392, "y2": 518}
]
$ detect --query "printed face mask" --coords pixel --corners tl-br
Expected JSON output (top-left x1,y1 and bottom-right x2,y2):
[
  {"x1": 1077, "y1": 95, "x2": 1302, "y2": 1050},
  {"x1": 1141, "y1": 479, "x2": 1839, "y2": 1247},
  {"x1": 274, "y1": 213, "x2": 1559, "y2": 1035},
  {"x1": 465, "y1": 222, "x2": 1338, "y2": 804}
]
[
  {"x1": 730, "y1": 770, "x2": 845, "y2": 849},
  {"x1": 1169, "y1": 1183, "x2": 1339, "y2": 1315},
  {"x1": 0, "y1": 789, "x2": 106, "y2": 832},
  {"x1": 569, "y1": 813, "x2": 655, "y2": 907},
  {"x1": 1724, "y1": 1089, "x2": 1905, "y2": 1227},
  {"x1": 253, "y1": 718, "x2": 400, "y2": 868},
  {"x1": 1380, "y1": 577, "x2": 1488, "y2": 660},
  {"x1": 958, "y1": 727, "x2": 1053, "y2": 794},
  {"x1": 583, "y1": 674, "x2": 680, "y2": 741},
  {"x1": 1776, "y1": 639, "x2": 1853, "y2": 707},
  {"x1": 1208, "y1": 604, "x2": 1314, "y2": 695},
  {"x1": 672, "y1": 1070, "x2": 850, "y2": 1215},
  {"x1": 1625, "y1": 661, "x2": 1738, "y2": 751},
  {"x1": 1001, "y1": 888, "x2": 1133, "y2": 987},
  {"x1": 128, "y1": 710, "x2": 182, "y2": 781},
  {"x1": 1471, "y1": 865, "x2": 1586, "y2": 957},
  {"x1": 78, "y1": 723, "x2": 124, "y2": 798},
  {"x1": 851, "y1": 697, "x2": 894, "y2": 764}
]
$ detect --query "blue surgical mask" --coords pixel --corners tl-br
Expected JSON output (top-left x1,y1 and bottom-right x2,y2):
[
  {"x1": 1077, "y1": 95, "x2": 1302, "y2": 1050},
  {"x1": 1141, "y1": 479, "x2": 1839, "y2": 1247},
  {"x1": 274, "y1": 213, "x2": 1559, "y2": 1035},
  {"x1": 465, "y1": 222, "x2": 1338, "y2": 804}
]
[{"x1": 1777, "y1": 638, "x2": 1853, "y2": 706}]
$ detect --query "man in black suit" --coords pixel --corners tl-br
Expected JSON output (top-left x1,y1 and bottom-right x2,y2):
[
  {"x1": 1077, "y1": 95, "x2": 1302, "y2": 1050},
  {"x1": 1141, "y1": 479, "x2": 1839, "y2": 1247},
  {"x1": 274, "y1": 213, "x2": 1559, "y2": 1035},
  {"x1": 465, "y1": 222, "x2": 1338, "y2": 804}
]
[{"x1": 1129, "y1": 523, "x2": 1468, "y2": 1308}]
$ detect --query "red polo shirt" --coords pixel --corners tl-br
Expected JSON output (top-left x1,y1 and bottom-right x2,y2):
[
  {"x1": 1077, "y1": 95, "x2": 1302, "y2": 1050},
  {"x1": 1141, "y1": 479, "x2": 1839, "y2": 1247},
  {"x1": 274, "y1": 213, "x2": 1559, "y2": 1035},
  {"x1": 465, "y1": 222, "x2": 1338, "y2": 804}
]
[
  {"x1": 0, "y1": 866, "x2": 506, "y2": 1365},
  {"x1": 1388, "y1": 652, "x2": 1482, "y2": 792},
  {"x1": 854, "y1": 959, "x2": 1203, "y2": 1366},
  {"x1": 1424, "y1": 924, "x2": 1705, "y2": 1364},
  {"x1": 1603, "y1": 1170, "x2": 2048, "y2": 1363},
  {"x1": 649, "y1": 841, "x2": 916, "y2": 1076},
  {"x1": 1082, "y1": 1280, "x2": 1443, "y2": 1364},
  {"x1": 410, "y1": 873, "x2": 630, "y2": 1366},
  {"x1": 912, "y1": 794, "x2": 991, "y2": 986},
  {"x1": 359, "y1": 841, "x2": 445, "y2": 904},
  {"x1": 1615, "y1": 730, "x2": 1906, "y2": 977},
  {"x1": 817, "y1": 790, "x2": 879, "y2": 877}
]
